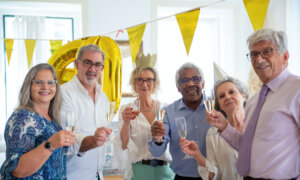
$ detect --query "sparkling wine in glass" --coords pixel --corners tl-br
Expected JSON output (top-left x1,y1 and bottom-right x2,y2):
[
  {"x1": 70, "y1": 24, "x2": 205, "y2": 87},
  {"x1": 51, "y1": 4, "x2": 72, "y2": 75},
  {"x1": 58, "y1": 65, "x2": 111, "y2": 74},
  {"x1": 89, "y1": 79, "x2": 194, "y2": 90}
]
[
  {"x1": 106, "y1": 101, "x2": 115, "y2": 142},
  {"x1": 130, "y1": 99, "x2": 140, "y2": 137},
  {"x1": 64, "y1": 111, "x2": 75, "y2": 155},
  {"x1": 107, "y1": 101, "x2": 116, "y2": 128},
  {"x1": 175, "y1": 117, "x2": 192, "y2": 159},
  {"x1": 154, "y1": 101, "x2": 166, "y2": 142},
  {"x1": 203, "y1": 89, "x2": 215, "y2": 112},
  {"x1": 203, "y1": 89, "x2": 218, "y2": 135}
]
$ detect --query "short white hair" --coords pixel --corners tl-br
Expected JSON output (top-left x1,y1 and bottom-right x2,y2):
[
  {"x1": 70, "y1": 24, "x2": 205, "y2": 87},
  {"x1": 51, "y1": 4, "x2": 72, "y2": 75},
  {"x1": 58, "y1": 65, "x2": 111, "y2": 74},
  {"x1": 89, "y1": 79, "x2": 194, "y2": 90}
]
[
  {"x1": 175, "y1": 62, "x2": 204, "y2": 87},
  {"x1": 247, "y1": 28, "x2": 288, "y2": 55}
]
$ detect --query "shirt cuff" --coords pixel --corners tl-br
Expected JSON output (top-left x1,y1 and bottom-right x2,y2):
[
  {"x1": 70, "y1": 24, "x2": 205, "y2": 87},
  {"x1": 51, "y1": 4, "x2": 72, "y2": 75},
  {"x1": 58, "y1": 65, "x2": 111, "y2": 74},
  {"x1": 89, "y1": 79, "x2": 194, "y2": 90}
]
[
  {"x1": 198, "y1": 160, "x2": 217, "y2": 180},
  {"x1": 74, "y1": 133, "x2": 87, "y2": 157},
  {"x1": 220, "y1": 123, "x2": 235, "y2": 140}
]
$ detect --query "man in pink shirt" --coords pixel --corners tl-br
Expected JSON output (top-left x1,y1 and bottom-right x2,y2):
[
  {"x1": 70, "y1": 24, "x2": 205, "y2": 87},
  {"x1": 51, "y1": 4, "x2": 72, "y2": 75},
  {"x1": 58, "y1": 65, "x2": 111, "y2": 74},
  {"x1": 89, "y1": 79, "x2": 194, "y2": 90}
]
[{"x1": 207, "y1": 28, "x2": 300, "y2": 180}]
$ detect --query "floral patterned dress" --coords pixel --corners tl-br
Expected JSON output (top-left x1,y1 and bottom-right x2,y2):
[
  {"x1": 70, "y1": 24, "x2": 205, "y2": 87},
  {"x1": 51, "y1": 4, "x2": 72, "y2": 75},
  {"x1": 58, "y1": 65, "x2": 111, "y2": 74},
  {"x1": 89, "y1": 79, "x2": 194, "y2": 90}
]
[{"x1": 0, "y1": 109, "x2": 66, "y2": 179}]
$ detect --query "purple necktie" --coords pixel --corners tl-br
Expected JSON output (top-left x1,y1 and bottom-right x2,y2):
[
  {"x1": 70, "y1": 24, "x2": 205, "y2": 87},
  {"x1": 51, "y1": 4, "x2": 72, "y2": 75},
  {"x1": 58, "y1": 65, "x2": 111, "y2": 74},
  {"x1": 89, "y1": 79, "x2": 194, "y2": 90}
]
[{"x1": 237, "y1": 84, "x2": 270, "y2": 176}]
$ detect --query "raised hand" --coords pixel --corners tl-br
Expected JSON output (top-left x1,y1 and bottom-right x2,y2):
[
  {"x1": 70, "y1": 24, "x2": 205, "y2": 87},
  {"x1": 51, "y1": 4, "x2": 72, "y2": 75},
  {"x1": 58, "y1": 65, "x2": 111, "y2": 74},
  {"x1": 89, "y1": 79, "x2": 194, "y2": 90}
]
[
  {"x1": 94, "y1": 127, "x2": 112, "y2": 147},
  {"x1": 48, "y1": 130, "x2": 75, "y2": 150},
  {"x1": 179, "y1": 138, "x2": 201, "y2": 158},
  {"x1": 122, "y1": 107, "x2": 136, "y2": 124},
  {"x1": 151, "y1": 121, "x2": 166, "y2": 142},
  {"x1": 206, "y1": 110, "x2": 228, "y2": 132}
]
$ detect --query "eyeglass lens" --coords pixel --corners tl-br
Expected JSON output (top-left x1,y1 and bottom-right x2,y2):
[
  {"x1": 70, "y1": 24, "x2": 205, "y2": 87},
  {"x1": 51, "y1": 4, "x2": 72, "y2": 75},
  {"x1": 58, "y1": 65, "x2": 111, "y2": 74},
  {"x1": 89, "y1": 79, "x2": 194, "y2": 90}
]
[
  {"x1": 83, "y1": 59, "x2": 103, "y2": 70},
  {"x1": 180, "y1": 76, "x2": 201, "y2": 84}
]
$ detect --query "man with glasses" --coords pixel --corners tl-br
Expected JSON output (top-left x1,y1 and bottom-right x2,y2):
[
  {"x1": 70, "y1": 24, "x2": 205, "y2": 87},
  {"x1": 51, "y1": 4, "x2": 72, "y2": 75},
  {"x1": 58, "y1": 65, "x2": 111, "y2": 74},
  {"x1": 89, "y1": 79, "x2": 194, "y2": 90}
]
[
  {"x1": 60, "y1": 44, "x2": 112, "y2": 180},
  {"x1": 207, "y1": 28, "x2": 300, "y2": 179},
  {"x1": 149, "y1": 62, "x2": 210, "y2": 180}
]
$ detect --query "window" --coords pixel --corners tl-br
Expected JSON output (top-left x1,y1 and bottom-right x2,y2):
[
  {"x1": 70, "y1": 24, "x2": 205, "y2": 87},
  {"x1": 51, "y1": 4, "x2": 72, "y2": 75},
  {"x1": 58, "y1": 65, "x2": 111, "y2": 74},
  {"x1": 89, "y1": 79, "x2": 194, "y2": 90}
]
[
  {"x1": 155, "y1": 6, "x2": 237, "y2": 104},
  {"x1": 0, "y1": 2, "x2": 81, "y2": 134}
]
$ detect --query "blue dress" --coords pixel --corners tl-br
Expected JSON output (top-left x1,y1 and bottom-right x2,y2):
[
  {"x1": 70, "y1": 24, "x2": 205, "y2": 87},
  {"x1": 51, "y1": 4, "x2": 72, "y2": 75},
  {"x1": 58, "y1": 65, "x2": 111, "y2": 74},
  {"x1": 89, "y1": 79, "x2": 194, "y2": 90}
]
[{"x1": 0, "y1": 109, "x2": 67, "y2": 179}]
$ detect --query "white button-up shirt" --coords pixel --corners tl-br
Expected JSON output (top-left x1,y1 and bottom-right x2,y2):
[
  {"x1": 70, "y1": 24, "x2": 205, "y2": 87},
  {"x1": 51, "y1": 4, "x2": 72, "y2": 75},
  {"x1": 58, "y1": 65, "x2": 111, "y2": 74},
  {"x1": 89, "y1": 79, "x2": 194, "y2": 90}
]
[{"x1": 60, "y1": 76, "x2": 109, "y2": 180}]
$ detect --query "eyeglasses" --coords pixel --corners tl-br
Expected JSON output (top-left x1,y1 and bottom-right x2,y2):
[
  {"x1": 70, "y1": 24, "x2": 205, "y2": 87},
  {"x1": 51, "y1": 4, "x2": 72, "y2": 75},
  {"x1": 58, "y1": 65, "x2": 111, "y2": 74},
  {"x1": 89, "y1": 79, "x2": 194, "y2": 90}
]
[
  {"x1": 179, "y1": 76, "x2": 201, "y2": 85},
  {"x1": 32, "y1": 80, "x2": 57, "y2": 87},
  {"x1": 247, "y1": 48, "x2": 274, "y2": 62},
  {"x1": 81, "y1": 59, "x2": 104, "y2": 71},
  {"x1": 135, "y1": 78, "x2": 155, "y2": 86}
]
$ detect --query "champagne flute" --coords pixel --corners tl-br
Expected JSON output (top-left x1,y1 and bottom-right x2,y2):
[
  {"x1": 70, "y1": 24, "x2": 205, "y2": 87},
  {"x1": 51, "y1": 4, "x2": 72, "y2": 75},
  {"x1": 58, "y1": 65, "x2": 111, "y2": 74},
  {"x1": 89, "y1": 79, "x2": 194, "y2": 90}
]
[
  {"x1": 203, "y1": 89, "x2": 218, "y2": 135},
  {"x1": 130, "y1": 99, "x2": 140, "y2": 137},
  {"x1": 175, "y1": 117, "x2": 192, "y2": 159},
  {"x1": 106, "y1": 101, "x2": 115, "y2": 142},
  {"x1": 64, "y1": 111, "x2": 75, "y2": 155},
  {"x1": 154, "y1": 101, "x2": 166, "y2": 142}
]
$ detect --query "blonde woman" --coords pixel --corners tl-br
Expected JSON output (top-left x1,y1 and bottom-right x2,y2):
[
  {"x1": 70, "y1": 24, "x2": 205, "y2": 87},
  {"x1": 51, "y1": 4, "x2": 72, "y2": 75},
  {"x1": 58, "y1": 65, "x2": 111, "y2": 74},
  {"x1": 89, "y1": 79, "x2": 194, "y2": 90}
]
[{"x1": 113, "y1": 67, "x2": 174, "y2": 180}]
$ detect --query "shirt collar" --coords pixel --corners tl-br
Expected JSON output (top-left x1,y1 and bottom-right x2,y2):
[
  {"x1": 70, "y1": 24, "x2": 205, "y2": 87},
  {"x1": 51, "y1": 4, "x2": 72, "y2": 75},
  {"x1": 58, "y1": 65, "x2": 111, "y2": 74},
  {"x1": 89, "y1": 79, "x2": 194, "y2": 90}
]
[
  {"x1": 178, "y1": 98, "x2": 205, "y2": 111},
  {"x1": 73, "y1": 75, "x2": 102, "y2": 95},
  {"x1": 266, "y1": 68, "x2": 290, "y2": 93}
]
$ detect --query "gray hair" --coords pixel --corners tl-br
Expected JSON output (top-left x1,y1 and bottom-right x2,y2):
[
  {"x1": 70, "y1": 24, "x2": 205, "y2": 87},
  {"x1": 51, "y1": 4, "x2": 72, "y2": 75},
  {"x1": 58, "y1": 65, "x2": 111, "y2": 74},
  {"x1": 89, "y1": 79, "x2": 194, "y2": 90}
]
[
  {"x1": 247, "y1": 28, "x2": 288, "y2": 55},
  {"x1": 214, "y1": 76, "x2": 249, "y2": 117},
  {"x1": 17, "y1": 63, "x2": 62, "y2": 124},
  {"x1": 77, "y1": 44, "x2": 105, "y2": 62},
  {"x1": 175, "y1": 62, "x2": 204, "y2": 87},
  {"x1": 129, "y1": 67, "x2": 160, "y2": 94}
]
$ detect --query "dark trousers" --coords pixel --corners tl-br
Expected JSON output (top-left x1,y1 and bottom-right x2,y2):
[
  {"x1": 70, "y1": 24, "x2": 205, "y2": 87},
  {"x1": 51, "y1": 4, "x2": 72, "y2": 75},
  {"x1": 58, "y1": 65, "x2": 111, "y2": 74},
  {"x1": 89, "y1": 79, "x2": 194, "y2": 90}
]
[
  {"x1": 174, "y1": 174, "x2": 203, "y2": 180},
  {"x1": 244, "y1": 176, "x2": 296, "y2": 180}
]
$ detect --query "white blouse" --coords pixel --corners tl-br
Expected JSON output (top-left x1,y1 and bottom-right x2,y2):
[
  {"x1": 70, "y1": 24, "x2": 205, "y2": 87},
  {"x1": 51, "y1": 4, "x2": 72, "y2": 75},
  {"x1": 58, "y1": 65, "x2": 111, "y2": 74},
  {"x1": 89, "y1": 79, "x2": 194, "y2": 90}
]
[
  {"x1": 198, "y1": 127, "x2": 243, "y2": 180},
  {"x1": 112, "y1": 102, "x2": 172, "y2": 180}
]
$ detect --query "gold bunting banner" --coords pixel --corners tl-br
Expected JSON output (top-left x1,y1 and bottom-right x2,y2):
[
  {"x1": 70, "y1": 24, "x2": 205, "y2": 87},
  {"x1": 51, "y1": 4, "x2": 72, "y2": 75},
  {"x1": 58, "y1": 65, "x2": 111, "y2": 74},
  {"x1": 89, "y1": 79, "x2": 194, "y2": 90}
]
[
  {"x1": 50, "y1": 40, "x2": 63, "y2": 55},
  {"x1": 4, "y1": 39, "x2": 14, "y2": 66},
  {"x1": 24, "y1": 39, "x2": 36, "y2": 68},
  {"x1": 176, "y1": 9, "x2": 200, "y2": 55},
  {"x1": 127, "y1": 24, "x2": 146, "y2": 64},
  {"x1": 243, "y1": 0, "x2": 270, "y2": 31}
]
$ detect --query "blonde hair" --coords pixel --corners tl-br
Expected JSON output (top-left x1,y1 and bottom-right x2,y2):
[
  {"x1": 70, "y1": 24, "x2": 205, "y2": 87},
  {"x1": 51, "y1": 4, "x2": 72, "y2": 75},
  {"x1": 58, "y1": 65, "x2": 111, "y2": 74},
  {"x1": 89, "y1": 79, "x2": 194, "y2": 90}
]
[{"x1": 129, "y1": 67, "x2": 160, "y2": 94}]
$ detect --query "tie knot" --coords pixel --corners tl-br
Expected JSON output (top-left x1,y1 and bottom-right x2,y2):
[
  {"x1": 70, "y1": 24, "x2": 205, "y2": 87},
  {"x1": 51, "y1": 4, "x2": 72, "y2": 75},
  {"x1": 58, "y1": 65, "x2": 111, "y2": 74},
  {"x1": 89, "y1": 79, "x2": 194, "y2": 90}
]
[{"x1": 260, "y1": 84, "x2": 269, "y2": 97}]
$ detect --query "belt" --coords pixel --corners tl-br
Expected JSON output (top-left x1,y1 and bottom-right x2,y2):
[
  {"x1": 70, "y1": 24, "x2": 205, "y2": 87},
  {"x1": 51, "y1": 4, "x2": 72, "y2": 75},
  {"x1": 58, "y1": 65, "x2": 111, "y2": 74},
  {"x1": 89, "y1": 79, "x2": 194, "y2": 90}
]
[
  {"x1": 175, "y1": 174, "x2": 202, "y2": 180},
  {"x1": 137, "y1": 159, "x2": 167, "y2": 167},
  {"x1": 244, "y1": 176, "x2": 296, "y2": 180}
]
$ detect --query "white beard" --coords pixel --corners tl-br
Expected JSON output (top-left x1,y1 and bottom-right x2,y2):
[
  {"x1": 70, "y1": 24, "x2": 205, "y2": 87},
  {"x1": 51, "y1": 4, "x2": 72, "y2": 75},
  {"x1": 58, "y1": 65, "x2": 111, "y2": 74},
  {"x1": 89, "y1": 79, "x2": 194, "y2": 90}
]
[{"x1": 84, "y1": 77, "x2": 97, "y2": 85}]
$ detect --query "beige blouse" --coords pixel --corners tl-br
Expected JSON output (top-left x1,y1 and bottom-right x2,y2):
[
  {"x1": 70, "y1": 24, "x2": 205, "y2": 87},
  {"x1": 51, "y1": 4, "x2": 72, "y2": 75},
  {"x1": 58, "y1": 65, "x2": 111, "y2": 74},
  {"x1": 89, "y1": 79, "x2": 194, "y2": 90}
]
[
  {"x1": 198, "y1": 127, "x2": 243, "y2": 180},
  {"x1": 112, "y1": 103, "x2": 172, "y2": 180}
]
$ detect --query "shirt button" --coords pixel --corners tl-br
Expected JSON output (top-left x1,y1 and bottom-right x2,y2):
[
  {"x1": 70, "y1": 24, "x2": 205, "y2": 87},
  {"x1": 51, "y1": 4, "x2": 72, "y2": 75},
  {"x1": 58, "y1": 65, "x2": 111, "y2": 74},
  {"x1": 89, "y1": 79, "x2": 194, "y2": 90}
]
[{"x1": 195, "y1": 126, "x2": 198, "y2": 128}]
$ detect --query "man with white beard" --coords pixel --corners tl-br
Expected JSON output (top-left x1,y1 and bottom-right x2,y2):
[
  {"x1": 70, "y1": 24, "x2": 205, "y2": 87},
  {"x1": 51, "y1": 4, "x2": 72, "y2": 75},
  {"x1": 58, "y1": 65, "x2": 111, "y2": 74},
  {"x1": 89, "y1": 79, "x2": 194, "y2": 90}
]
[{"x1": 60, "y1": 44, "x2": 112, "y2": 180}]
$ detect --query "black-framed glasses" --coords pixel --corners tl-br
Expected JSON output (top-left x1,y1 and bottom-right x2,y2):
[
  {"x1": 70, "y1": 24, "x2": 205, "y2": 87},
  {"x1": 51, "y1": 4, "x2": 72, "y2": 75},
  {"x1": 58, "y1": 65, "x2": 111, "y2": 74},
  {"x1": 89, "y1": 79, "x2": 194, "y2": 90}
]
[
  {"x1": 180, "y1": 76, "x2": 201, "y2": 84},
  {"x1": 32, "y1": 80, "x2": 57, "y2": 87},
  {"x1": 246, "y1": 48, "x2": 274, "y2": 62},
  {"x1": 81, "y1": 59, "x2": 104, "y2": 71},
  {"x1": 135, "y1": 78, "x2": 155, "y2": 86}
]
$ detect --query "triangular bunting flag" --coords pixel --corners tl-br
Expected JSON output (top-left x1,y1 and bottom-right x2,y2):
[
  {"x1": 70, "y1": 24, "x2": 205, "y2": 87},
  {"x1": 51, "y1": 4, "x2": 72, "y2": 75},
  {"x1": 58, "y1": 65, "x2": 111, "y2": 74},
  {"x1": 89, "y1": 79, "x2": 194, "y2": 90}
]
[
  {"x1": 243, "y1": 0, "x2": 270, "y2": 31},
  {"x1": 50, "y1": 40, "x2": 63, "y2": 54},
  {"x1": 4, "y1": 39, "x2": 14, "y2": 66},
  {"x1": 214, "y1": 62, "x2": 228, "y2": 83},
  {"x1": 176, "y1": 9, "x2": 200, "y2": 55},
  {"x1": 127, "y1": 24, "x2": 146, "y2": 64},
  {"x1": 24, "y1": 39, "x2": 36, "y2": 68}
]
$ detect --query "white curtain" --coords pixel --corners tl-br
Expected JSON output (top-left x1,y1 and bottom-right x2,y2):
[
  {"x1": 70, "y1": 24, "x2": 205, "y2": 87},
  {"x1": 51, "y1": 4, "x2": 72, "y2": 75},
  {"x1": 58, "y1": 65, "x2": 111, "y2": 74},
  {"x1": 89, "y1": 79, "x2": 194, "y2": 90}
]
[{"x1": 2, "y1": 15, "x2": 48, "y2": 134}]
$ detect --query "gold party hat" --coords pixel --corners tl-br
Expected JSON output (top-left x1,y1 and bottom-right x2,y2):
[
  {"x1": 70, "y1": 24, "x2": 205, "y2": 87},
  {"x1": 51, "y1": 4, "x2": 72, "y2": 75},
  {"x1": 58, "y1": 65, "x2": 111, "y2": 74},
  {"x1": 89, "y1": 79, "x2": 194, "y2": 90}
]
[{"x1": 135, "y1": 53, "x2": 157, "y2": 68}]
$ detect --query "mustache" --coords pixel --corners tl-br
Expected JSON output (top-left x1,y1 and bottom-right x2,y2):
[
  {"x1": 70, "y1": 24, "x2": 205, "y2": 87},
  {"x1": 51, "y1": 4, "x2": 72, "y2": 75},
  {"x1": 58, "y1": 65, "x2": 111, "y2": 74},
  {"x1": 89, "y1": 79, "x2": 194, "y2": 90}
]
[
  {"x1": 86, "y1": 71, "x2": 97, "y2": 76},
  {"x1": 255, "y1": 61, "x2": 269, "y2": 68},
  {"x1": 185, "y1": 86, "x2": 198, "y2": 91}
]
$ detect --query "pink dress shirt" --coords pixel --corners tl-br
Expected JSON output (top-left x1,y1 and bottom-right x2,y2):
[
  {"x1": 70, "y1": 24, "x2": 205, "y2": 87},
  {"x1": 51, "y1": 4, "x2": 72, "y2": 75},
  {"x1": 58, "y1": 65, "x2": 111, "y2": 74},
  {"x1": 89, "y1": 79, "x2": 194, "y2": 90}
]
[{"x1": 221, "y1": 68, "x2": 300, "y2": 179}]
